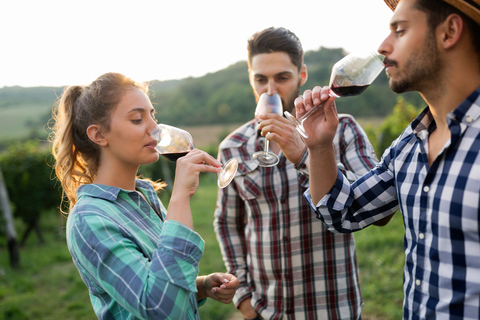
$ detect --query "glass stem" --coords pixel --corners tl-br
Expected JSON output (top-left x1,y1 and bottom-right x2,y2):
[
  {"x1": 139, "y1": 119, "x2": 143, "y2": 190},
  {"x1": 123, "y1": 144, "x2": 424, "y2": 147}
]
[
  {"x1": 299, "y1": 100, "x2": 325, "y2": 123},
  {"x1": 264, "y1": 136, "x2": 271, "y2": 156}
]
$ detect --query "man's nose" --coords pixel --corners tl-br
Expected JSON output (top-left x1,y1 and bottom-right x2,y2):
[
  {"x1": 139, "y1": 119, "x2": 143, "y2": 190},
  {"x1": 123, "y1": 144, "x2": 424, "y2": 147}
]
[{"x1": 267, "y1": 80, "x2": 277, "y2": 95}]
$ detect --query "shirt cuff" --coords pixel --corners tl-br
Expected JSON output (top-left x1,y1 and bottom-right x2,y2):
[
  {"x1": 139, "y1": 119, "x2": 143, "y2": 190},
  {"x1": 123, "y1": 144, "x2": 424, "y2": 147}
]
[
  {"x1": 198, "y1": 298, "x2": 207, "y2": 307},
  {"x1": 233, "y1": 284, "x2": 252, "y2": 308},
  {"x1": 294, "y1": 149, "x2": 309, "y2": 176},
  {"x1": 320, "y1": 169, "x2": 353, "y2": 211},
  {"x1": 303, "y1": 169, "x2": 349, "y2": 210},
  {"x1": 162, "y1": 220, "x2": 205, "y2": 254},
  {"x1": 155, "y1": 220, "x2": 205, "y2": 292},
  {"x1": 303, "y1": 168, "x2": 352, "y2": 228}
]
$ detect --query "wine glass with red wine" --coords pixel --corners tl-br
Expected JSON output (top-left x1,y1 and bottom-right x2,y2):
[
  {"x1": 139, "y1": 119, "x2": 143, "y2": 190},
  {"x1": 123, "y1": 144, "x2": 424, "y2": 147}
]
[
  {"x1": 252, "y1": 93, "x2": 283, "y2": 167},
  {"x1": 284, "y1": 50, "x2": 384, "y2": 138},
  {"x1": 150, "y1": 124, "x2": 238, "y2": 188}
]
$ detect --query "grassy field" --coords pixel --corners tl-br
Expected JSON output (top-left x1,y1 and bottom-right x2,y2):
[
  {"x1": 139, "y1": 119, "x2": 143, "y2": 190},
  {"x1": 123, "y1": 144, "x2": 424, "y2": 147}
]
[
  {"x1": 0, "y1": 104, "x2": 51, "y2": 142},
  {"x1": 0, "y1": 175, "x2": 404, "y2": 320}
]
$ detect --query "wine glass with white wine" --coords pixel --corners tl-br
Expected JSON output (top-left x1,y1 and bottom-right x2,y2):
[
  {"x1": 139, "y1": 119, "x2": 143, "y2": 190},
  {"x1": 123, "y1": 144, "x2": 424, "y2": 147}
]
[
  {"x1": 252, "y1": 93, "x2": 283, "y2": 167},
  {"x1": 285, "y1": 50, "x2": 384, "y2": 138},
  {"x1": 150, "y1": 124, "x2": 238, "y2": 188}
]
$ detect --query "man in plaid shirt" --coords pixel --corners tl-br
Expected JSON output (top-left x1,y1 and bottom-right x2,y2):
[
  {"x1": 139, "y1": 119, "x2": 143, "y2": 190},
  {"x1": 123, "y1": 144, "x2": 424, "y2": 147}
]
[
  {"x1": 214, "y1": 27, "x2": 384, "y2": 320},
  {"x1": 295, "y1": 0, "x2": 480, "y2": 319}
]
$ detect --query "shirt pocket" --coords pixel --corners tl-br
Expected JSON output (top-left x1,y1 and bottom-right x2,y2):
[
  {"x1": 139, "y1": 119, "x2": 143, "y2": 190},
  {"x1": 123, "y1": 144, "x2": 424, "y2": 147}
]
[{"x1": 235, "y1": 160, "x2": 262, "y2": 201}]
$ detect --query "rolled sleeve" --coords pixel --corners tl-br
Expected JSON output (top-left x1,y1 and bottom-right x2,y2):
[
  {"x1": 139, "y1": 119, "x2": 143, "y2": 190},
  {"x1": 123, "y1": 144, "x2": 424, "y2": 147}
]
[
  {"x1": 304, "y1": 169, "x2": 352, "y2": 233},
  {"x1": 156, "y1": 220, "x2": 205, "y2": 292},
  {"x1": 294, "y1": 149, "x2": 309, "y2": 177}
]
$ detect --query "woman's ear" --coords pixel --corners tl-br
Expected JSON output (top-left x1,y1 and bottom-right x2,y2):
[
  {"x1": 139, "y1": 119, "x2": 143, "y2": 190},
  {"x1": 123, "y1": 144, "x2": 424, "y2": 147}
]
[{"x1": 86, "y1": 124, "x2": 108, "y2": 146}]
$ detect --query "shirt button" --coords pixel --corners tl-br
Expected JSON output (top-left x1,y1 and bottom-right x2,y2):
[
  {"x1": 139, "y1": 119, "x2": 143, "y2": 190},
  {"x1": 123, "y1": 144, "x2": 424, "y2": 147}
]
[
  {"x1": 416, "y1": 279, "x2": 421, "y2": 286},
  {"x1": 466, "y1": 115, "x2": 473, "y2": 123},
  {"x1": 419, "y1": 233, "x2": 425, "y2": 240},
  {"x1": 423, "y1": 186, "x2": 430, "y2": 192}
]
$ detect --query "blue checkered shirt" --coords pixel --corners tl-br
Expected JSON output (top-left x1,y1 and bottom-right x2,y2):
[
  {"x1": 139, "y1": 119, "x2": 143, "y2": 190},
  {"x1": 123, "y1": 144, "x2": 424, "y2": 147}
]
[
  {"x1": 305, "y1": 87, "x2": 480, "y2": 319},
  {"x1": 66, "y1": 180, "x2": 205, "y2": 320}
]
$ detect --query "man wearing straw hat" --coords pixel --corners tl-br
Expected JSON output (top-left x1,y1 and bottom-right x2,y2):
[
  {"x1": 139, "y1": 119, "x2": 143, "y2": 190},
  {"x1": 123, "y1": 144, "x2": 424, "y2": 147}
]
[{"x1": 294, "y1": 0, "x2": 480, "y2": 318}]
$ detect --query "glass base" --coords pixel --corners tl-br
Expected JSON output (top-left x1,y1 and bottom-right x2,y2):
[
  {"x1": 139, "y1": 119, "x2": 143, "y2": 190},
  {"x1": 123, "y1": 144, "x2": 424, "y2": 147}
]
[
  {"x1": 252, "y1": 151, "x2": 279, "y2": 167},
  {"x1": 284, "y1": 111, "x2": 309, "y2": 139},
  {"x1": 217, "y1": 158, "x2": 238, "y2": 188}
]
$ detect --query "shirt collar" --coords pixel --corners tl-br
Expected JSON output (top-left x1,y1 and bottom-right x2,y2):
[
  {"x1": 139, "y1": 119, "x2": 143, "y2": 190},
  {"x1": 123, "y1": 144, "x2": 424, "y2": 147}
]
[
  {"x1": 411, "y1": 86, "x2": 480, "y2": 135},
  {"x1": 450, "y1": 86, "x2": 480, "y2": 125},
  {"x1": 76, "y1": 179, "x2": 153, "y2": 202}
]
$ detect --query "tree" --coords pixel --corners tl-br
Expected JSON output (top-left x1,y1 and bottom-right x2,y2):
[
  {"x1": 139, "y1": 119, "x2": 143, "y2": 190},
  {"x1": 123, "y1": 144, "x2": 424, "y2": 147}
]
[
  {"x1": 0, "y1": 165, "x2": 20, "y2": 268},
  {"x1": 373, "y1": 97, "x2": 422, "y2": 156},
  {"x1": 0, "y1": 141, "x2": 61, "y2": 245}
]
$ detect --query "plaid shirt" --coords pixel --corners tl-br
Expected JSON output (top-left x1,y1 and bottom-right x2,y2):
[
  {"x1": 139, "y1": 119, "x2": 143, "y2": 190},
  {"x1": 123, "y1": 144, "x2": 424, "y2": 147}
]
[
  {"x1": 307, "y1": 87, "x2": 480, "y2": 319},
  {"x1": 66, "y1": 180, "x2": 205, "y2": 320},
  {"x1": 214, "y1": 115, "x2": 378, "y2": 320}
]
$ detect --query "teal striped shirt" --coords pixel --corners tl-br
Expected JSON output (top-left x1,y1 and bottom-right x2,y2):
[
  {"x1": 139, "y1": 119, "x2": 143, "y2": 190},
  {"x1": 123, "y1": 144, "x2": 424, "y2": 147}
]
[{"x1": 66, "y1": 179, "x2": 205, "y2": 319}]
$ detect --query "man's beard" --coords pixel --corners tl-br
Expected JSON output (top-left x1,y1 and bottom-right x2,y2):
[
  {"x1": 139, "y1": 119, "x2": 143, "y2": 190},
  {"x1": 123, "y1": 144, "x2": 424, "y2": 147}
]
[
  {"x1": 388, "y1": 31, "x2": 443, "y2": 94},
  {"x1": 284, "y1": 84, "x2": 301, "y2": 114}
]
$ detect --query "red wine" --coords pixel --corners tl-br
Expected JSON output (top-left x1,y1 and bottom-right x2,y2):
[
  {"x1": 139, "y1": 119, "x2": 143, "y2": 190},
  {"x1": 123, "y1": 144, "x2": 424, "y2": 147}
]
[
  {"x1": 161, "y1": 151, "x2": 189, "y2": 162},
  {"x1": 331, "y1": 85, "x2": 369, "y2": 97}
]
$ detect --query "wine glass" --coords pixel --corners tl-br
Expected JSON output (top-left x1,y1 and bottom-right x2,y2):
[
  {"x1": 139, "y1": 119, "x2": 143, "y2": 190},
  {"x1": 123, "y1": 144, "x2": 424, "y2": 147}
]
[
  {"x1": 150, "y1": 124, "x2": 238, "y2": 188},
  {"x1": 285, "y1": 50, "x2": 384, "y2": 138},
  {"x1": 252, "y1": 93, "x2": 283, "y2": 167}
]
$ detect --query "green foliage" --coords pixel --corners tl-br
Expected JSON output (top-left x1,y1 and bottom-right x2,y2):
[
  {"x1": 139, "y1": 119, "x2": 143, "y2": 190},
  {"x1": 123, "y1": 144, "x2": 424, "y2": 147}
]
[
  {"x1": 0, "y1": 85, "x2": 60, "y2": 109},
  {"x1": 0, "y1": 86, "x2": 60, "y2": 143},
  {"x1": 0, "y1": 211, "x2": 96, "y2": 320},
  {"x1": 190, "y1": 178, "x2": 237, "y2": 319},
  {"x1": 150, "y1": 61, "x2": 255, "y2": 127},
  {"x1": 371, "y1": 97, "x2": 423, "y2": 156},
  {"x1": 355, "y1": 213, "x2": 405, "y2": 319},
  {"x1": 303, "y1": 47, "x2": 347, "y2": 87},
  {"x1": 0, "y1": 141, "x2": 61, "y2": 226}
]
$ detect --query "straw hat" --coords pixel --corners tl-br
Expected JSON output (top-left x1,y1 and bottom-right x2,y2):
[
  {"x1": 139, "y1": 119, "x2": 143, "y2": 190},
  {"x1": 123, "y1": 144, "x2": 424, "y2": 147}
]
[{"x1": 384, "y1": 0, "x2": 480, "y2": 25}]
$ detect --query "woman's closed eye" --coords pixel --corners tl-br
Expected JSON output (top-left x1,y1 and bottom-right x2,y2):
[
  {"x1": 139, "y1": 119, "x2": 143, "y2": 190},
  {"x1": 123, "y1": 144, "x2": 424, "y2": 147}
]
[{"x1": 131, "y1": 118, "x2": 142, "y2": 124}]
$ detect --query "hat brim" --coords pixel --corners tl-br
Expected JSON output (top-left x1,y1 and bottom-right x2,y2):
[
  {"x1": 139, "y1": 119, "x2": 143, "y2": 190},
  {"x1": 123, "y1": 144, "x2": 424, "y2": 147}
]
[
  {"x1": 383, "y1": 0, "x2": 480, "y2": 25},
  {"x1": 384, "y1": 0, "x2": 399, "y2": 11}
]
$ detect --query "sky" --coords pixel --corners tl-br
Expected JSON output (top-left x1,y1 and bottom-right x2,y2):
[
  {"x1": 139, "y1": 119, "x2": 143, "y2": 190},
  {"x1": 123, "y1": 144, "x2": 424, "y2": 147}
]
[{"x1": 0, "y1": 0, "x2": 393, "y2": 88}]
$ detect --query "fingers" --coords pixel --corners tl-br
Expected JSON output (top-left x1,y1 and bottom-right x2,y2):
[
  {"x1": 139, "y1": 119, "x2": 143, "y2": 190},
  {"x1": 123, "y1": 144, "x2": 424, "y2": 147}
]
[
  {"x1": 257, "y1": 113, "x2": 290, "y2": 137},
  {"x1": 177, "y1": 149, "x2": 222, "y2": 173},
  {"x1": 208, "y1": 273, "x2": 240, "y2": 304},
  {"x1": 294, "y1": 85, "x2": 331, "y2": 115},
  {"x1": 294, "y1": 96, "x2": 306, "y2": 116},
  {"x1": 220, "y1": 273, "x2": 240, "y2": 289}
]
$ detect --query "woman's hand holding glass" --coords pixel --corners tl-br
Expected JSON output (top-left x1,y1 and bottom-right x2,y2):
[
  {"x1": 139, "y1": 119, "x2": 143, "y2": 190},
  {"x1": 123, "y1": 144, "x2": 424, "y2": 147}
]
[
  {"x1": 172, "y1": 148, "x2": 223, "y2": 197},
  {"x1": 150, "y1": 124, "x2": 238, "y2": 188}
]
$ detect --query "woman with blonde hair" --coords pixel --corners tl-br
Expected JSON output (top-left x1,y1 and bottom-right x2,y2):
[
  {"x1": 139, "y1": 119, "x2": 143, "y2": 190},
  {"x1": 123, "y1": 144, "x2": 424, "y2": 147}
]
[{"x1": 51, "y1": 72, "x2": 239, "y2": 320}]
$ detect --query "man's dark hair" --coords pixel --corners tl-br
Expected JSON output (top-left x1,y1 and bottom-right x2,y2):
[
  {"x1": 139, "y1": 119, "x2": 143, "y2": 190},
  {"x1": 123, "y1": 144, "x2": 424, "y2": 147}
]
[
  {"x1": 247, "y1": 27, "x2": 304, "y2": 72},
  {"x1": 415, "y1": 0, "x2": 480, "y2": 54}
]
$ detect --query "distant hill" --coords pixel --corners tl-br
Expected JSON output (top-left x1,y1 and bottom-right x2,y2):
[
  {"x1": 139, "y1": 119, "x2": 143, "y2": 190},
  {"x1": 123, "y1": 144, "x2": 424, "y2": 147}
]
[{"x1": 0, "y1": 47, "x2": 424, "y2": 143}]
